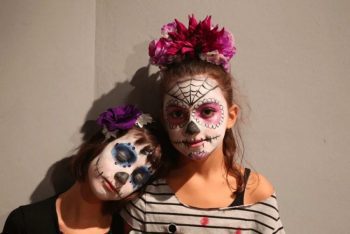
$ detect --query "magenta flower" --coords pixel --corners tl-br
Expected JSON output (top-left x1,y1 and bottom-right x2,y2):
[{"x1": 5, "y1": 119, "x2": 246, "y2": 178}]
[
  {"x1": 97, "y1": 105, "x2": 141, "y2": 131},
  {"x1": 161, "y1": 22, "x2": 177, "y2": 38},
  {"x1": 216, "y1": 29, "x2": 236, "y2": 59},
  {"x1": 148, "y1": 15, "x2": 236, "y2": 72},
  {"x1": 149, "y1": 38, "x2": 178, "y2": 65}
]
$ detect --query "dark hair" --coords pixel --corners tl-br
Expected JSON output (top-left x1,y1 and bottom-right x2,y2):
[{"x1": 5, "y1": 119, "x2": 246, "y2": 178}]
[
  {"x1": 160, "y1": 59, "x2": 245, "y2": 193},
  {"x1": 70, "y1": 125, "x2": 162, "y2": 211}
]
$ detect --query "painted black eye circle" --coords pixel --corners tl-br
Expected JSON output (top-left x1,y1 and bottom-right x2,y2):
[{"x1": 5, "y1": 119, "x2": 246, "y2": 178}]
[
  {"x1": 131, "y1": 167, "x2": 151, "y2": 187},
  {"x1": 134, "y1": 173, "x2": 145, "y2": 184},
  {"x1": 170, "y1": 110, "x2": 184, "y2": 119},
  {"x1": 111, "y1": 143, "x2": 137, "y2": 166}
]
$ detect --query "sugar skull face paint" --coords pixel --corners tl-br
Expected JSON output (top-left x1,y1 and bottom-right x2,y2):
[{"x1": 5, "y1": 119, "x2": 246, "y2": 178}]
[
  {"x1": 88, "y1": 130, "x2": 154, "y2": 200},
  {"x1": 163, "y1": 75, "x2": 228, "y2": 160}
]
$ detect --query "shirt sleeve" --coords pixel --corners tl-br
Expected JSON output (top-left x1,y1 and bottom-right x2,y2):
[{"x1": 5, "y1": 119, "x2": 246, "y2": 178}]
[
  {"x1": 119, "y1": 196, "x2": 146, "y2": 233},
  {"x1": 271, "y1": 194, "x2": 286, "y2": 234},
  {"x1": 2, "y1": 207, "x2": 25, "y2": 234}
]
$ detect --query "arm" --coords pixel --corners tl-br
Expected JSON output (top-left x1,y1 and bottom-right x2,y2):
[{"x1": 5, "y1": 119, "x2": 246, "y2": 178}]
[{"x1": 246, "y1": 172, "x2": 286, "y2": 233}]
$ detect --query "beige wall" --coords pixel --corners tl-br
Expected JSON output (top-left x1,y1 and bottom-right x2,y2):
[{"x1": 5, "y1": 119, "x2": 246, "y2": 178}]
[
  {"x1": 0, "y1": 0, "x2": 96, "y2": 228},
  {"x1": 1, "y1": 0, "x2": 350, "y2": 233}
]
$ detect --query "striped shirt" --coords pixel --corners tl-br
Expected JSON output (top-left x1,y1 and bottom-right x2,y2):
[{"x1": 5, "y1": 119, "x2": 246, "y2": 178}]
[{"x1": 121, "y1": 179, "x2": 285, "y2": 234}]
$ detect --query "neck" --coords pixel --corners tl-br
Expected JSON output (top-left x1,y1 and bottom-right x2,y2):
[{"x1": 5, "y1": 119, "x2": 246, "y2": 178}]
[
  {"x1": 176, "y1": 144, "x2": 226, "y2": 179},
  {"x1": 57, "y1": 181, "x2": 111, "y2": 228}
]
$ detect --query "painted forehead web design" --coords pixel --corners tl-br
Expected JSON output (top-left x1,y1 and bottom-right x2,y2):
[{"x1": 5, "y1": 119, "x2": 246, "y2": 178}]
[{"x1": 166, "y1": 77, "x2": 219, "y2": 106}]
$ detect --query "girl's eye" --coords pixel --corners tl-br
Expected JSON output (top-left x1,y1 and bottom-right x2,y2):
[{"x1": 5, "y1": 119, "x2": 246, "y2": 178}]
[
  {"x1": 166, "y1": 105, "x2": 188, "y2": 120},
  {"x1": 165, "y1": 105, "x2": 189, "y2": 124},
  {"x1": 170, "y1": 110, "x2": 184, "y2": 119},
  {"x1": 140, "y1": 146, "x2": 153, "y2": 156},
  {"x1": 200, "y1": 108, "x2": 216, "y2": 118},
  {"x1": 133, "y1": 173, "x2": 145, "y2": 184},
  {"x1": 112, "y1": 143, "x2": 137, "y2": 166},
  {"x1": 131, "y1": 167, "x2": 151, "y2": 187},
  {"x1": 115, "y1": 149, "x2": 130, "y2": 162}
]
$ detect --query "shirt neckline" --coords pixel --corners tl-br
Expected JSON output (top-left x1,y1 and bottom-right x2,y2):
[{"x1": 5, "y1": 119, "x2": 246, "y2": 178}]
[{"x1": 154, "y1": 178, "x2": 276, "y2": 211}]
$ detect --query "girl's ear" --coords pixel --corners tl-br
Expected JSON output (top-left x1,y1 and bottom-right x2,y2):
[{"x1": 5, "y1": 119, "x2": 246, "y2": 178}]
[{"x1": 227, "y1": 104, "x2": 239, "y2": 129}]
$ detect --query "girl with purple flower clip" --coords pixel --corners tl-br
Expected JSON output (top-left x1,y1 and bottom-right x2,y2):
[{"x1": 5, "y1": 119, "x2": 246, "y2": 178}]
[
  {"x1": 121, "y1": 15, "x2": 285, "y2": 233},
  {"x1": 3, "y1": 105, "x2": 162, "y2": 234}
]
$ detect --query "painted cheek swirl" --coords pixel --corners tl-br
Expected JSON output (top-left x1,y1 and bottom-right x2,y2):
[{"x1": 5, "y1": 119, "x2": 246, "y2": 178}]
[
  {"x1": 165, "y1": 101, "x2": 189, "y2": 129},
  {"x1": 192, "y1": 99, "x2": 224, "y2": 129}
]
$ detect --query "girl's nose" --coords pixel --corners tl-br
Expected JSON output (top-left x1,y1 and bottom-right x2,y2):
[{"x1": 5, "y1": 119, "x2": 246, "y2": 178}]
[
  {"x1": 185, "y1": 121, "x2": 200, "y2": 135},
  {"x1": 115, "y1": 172, "x2": 129, "y2": 185}
]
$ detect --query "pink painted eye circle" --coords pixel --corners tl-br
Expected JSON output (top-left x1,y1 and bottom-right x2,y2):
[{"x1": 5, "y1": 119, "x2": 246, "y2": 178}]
[
  {"x1": 165, "y1": 105, "x2": 189, "y2": 127},
  {"x1": 200, "y1": 107, "x2": 216, "y2": 118},
  {"x1": 194, "y1": 102, "x2": 223, "y2": 127},
  {"x1": 197, "y1": 103, "x2": 219, "y2": 119}
]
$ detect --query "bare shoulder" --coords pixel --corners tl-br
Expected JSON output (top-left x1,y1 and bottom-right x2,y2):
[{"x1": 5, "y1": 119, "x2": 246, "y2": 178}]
[{"x1": 244, "y1": 171, "x2": 275, "y2": 204}]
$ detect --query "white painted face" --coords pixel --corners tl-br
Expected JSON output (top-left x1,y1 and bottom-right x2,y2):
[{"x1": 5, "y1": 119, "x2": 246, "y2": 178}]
[
  {"x1": 88, "y1": 130, "x2": 154, "y2": 200},
  {"x1": 163, "y1": 75, "x2": 229, "y2": 160}
]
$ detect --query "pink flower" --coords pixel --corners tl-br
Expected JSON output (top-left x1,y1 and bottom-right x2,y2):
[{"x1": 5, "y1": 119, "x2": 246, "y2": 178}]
[
  {"x1": 148, "y1": 38, "x2": 175, "y2": 65},
  {"x1": 200, "y1": 51, "x2": 227, "y2": 66},
  {"x1": 149, "y1": 15, "x2": 236, "y2": 72},
  {"x1": 161, "y1": 22, "x2": 177, "y2": 38},
  {"x1": 216, "y1": 29, "x2": 236, "y2": 59}
]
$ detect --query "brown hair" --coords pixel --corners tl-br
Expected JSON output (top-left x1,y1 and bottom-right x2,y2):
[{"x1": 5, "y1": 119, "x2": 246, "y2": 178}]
[{"x1": 160, "y1": 59, "x2": 245, "y2": 193}]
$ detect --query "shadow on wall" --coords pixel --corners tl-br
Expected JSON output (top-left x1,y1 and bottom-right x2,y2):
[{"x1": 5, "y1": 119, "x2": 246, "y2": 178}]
[
  {"x1": 30, "y1": 156, "x2": 75, "y2": 202},
  {"x1": 30, "y1": 64, "x2": 161, "y2": 202}
]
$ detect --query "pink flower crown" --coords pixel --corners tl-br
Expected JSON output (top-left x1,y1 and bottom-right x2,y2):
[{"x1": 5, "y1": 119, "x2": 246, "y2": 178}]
[{"x1": 149, "y1": 15, "x2": 236, "y2": 72}]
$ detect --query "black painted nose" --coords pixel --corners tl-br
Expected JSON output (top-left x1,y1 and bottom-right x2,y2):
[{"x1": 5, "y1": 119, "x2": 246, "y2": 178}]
[
  {"x1": 115, "y1": 172, "x2": 129, "y2": 185},
  {"x1": 185, "y1": 121, "x2": 200, "y2": 135}
]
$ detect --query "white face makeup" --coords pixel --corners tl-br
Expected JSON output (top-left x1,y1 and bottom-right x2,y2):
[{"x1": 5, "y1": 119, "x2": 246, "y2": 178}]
[
  {"x1": 163, "y1": 75, "x2": 229, "y2": 160},
  {"x1": 88, "y1": 130, "x2": 154, "y2": 200}
]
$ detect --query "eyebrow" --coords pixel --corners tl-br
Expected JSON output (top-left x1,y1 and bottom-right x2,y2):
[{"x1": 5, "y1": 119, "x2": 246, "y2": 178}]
[
  {"x1": 165, "y1": 103, "x2": 187, "y2": 109},
  {"x1": 195, "y1": 99, "x2": 220, "y2": 105}
]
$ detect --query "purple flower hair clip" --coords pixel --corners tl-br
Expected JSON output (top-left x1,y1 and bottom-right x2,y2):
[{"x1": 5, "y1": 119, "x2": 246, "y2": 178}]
[
  {"x1": 149, "y1": 15, "x2": 236, "y2": 72},
  {"x1": 96, "y1": 104, "x2": 153, "y2": 139}
]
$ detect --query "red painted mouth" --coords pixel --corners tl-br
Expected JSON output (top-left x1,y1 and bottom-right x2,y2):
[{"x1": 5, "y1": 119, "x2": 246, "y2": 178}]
[
  {"x1": 174, "y1": 136, "x2": 220, "y2": 148},
  {"x1": 186, "y1": 139, "x2": 205, "y2": 148},
  {"x1": 102, "y1": 178, "x2": 119, "y2": 194}
]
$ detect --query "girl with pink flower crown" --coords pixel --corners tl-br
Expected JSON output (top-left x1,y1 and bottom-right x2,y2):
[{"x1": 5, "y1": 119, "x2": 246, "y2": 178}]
[
  {"x1": 121, "y1": 15, "x2": 285, "y2": 233},
  {"x1": 3, "y1": 105, "x2": 162, "y2": 234}
]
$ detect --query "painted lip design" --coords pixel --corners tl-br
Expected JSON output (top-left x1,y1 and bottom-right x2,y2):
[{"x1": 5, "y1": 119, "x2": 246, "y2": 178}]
[
  {"x1": 95, "y1": 157, "x2": 122, "y2": 195},
  {"x1": 102, "y1": 177, "x2": 120, "y2": 194},
  {"x1": 173, "y1": 136, "x2": 219, "y2": 148}
]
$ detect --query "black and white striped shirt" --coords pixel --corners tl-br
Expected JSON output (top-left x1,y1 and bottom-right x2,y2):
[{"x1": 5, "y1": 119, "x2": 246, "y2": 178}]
[{"x1": 121, "y1": 179, "x2": 285, "y2": 234}]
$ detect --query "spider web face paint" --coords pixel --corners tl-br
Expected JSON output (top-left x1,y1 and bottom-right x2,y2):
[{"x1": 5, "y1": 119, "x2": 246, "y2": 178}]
[
  {"x1": 163, "y1": 75, "x2": 229, "y2": 160},
  {"x1": 88, "y1": 130, "x2": 154, "y2": 200},
  {"x1": 166, "y1": 77, "x2": 219, "y2": 106}
]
